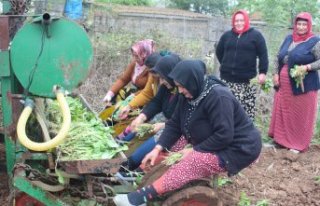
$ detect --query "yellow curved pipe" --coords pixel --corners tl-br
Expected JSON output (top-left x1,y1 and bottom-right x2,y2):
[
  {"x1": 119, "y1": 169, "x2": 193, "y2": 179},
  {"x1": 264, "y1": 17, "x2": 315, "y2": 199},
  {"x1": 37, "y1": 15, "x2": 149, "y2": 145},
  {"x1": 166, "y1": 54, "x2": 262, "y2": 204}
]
[{"x1": 17, "y1": 91, "x2": 71, "y2": 151}]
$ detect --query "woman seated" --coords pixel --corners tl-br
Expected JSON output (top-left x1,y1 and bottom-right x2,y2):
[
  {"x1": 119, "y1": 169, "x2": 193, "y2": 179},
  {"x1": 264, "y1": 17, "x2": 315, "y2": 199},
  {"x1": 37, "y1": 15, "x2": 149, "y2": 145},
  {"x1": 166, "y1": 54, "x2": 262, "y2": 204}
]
[
  {"x1": 113, "y1": 60, "x2": 262, "y2": 206},
  {"x1": 101, "y1": 40, "x2": 160, "y2": 121},
  {"x1": 117, "y1": 54, "x2": 182, "y2": 171}
]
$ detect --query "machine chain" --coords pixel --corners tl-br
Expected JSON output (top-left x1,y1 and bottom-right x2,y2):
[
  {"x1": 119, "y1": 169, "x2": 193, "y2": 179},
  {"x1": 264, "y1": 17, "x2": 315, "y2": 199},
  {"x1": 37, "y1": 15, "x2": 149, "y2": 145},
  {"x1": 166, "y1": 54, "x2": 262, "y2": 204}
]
[
  {"x1": 67, "y1": 176, "x2": 111, "y2": 204},
  {"x1": 13, "y1": 163, "x2": 59, "y2": 184},
  {"x1": 13, "y1": 163, "x2": 111, "y2": 204}
]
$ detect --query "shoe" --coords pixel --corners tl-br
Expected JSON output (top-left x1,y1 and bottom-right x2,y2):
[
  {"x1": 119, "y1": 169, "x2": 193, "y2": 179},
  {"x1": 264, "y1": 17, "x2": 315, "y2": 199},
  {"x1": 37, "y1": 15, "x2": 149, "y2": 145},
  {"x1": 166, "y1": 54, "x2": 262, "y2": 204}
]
[
  {"x1": 113, "y1": 194, "x2": 147, "y2": 206},
  {"x1": 289, "y1": 149, "x2": 300, "y2": 154}
]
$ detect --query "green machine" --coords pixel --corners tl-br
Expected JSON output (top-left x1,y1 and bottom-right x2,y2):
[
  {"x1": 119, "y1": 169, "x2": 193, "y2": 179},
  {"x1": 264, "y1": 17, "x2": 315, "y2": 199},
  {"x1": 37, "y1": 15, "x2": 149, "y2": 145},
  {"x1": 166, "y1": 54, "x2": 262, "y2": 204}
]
[
  {"x1": 0, "y1": 11, "x2": 94, "y2": 205},
  {"x1": 10, "y1": 14, "x2": 93, "y2": 98}
]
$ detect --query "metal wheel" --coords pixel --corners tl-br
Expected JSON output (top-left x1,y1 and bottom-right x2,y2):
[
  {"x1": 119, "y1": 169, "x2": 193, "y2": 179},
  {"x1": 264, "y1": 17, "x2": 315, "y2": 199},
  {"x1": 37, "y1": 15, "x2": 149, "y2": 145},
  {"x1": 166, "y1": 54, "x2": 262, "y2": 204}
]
[
  {"x1": 138, "y1": 163, "x2": 170, "y2": 188},
  {"x1": 162, "y1": 186, "x2": 222, "y2": 206},
  {"x1": 15, "y1": 192, "x2": 44, "y2": 206}
]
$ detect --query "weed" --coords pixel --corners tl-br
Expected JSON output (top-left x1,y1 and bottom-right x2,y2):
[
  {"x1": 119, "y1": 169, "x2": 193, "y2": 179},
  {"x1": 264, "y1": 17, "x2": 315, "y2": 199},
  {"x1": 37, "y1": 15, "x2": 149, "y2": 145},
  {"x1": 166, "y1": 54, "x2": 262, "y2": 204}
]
[
  {"x1": 256, "y1": 199, "x2": 269, "y2": 206},
  {"x1": 216, "y1": 177, "x2": 233, "y2": 187},
  {"x1": 238, "y1": 191, "x2": 251, "y2": 206}
]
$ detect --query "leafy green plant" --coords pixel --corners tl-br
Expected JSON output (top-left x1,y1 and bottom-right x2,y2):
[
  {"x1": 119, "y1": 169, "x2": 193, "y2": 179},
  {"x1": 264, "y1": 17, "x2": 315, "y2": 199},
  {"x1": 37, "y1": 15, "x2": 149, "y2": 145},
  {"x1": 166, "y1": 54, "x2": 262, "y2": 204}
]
[
  {"x1": 216, "y1": 177, "x2": 233, "y2": 187},
  {"x1": 250, "y1": 78, "x2": 273, "y2": 93},
  {"x1": 238, "y1": 191, "x2": 251, "y2": 206},
  {"x1": 315, "y1": 176, "x2": 320, "y2": 184},
  {"x1": 47, "y1": 97, "x2": 128, "y2": 161},
  {"x1": 136, "y1": 123, "x2": 154, "y2": 138},
  {"x1": 290, "y1": 65, "x2": 307, "y2": 92},
  {"x1": 256, "y1": 199, "x2": 269, "y2": 206},
  {"x1": 162, "y1": 152, "x2": 183, "y2": 166}
]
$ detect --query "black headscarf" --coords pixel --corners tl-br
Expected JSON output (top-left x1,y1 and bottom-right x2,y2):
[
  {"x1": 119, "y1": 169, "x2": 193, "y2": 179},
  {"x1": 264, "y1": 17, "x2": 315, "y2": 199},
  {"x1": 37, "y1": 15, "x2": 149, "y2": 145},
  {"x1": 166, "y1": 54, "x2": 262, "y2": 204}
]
[
  {"x1": 169, "y1": 60, "x2": 226, "y2": 142},
  {"x1": 144, "y1": 52, "x2": 162, "y2": 69},
  {"x1": 169, "y1": 60, "x2": 206, "y2": 99},
  {"x1": 151, "y1": 54, "x2": 181, "y2": 87},
  {"x1": 169, "y1": 59, "x2": 226, "y2": 100}
]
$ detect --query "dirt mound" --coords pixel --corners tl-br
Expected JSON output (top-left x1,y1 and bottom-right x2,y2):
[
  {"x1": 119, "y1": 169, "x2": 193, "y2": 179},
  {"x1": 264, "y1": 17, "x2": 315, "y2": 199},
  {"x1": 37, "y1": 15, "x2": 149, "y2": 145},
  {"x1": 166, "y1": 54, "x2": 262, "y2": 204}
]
[{"x1": 217, "y1": 145, "x2": 320, "y2": 206}]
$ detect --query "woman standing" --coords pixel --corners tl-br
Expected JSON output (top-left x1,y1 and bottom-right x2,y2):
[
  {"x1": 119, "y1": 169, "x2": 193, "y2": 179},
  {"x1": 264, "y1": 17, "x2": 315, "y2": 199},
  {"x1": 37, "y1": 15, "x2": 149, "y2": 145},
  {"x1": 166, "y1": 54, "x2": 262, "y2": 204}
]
[
  {"x1": 113, "y1": 60, "x2": 262, "y2": 206},
  {"x1": 216, "y1": 10, "x2": 269, "y2": 120},
  {"x1": 269, "y1": 12, "x2": 320, "y2": 153}
]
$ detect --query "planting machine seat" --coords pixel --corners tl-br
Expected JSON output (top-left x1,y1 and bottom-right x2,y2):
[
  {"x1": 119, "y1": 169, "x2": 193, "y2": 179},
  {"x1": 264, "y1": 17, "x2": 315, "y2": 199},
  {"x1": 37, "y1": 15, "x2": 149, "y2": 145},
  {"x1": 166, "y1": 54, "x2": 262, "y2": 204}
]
[{"x1": 139, "y1": 163, "x2": 223, "y2": 206}]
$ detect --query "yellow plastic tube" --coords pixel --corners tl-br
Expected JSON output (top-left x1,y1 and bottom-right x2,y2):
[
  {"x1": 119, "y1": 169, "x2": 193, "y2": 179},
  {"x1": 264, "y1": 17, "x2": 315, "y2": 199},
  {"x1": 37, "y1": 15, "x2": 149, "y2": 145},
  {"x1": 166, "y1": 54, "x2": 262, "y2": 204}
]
[{"x1": 17, "y1": 89, "x2": 71, "y2": 151}]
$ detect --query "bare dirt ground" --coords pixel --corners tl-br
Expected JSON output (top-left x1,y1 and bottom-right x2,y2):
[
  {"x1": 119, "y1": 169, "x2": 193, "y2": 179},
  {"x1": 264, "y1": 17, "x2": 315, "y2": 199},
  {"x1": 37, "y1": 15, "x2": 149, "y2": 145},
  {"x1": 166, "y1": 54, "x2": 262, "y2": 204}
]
[
  {"x1": 1, "y1": 143, "x2": 319, "y2": 205},
  {"x1": 216, "y1": 144, "x2": 320, "y2": 206}
]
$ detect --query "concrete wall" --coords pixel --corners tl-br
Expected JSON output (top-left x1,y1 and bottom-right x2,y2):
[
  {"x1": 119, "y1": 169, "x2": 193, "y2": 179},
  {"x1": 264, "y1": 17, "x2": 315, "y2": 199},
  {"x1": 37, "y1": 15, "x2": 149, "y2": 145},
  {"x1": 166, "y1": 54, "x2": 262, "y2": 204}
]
[
  {"x1": 93, "y1": 7, "x2": 231, "y2": 56},
  {"x1": 92, "y1": 6, "x2": 283, "y2": 56}
]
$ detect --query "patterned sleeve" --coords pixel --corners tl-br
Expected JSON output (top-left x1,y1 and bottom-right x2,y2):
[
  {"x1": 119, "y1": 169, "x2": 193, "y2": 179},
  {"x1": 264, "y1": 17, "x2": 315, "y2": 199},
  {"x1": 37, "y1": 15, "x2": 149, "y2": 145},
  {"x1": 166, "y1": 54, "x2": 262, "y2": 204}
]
[
  {"x1": 310, "y1": 41, "x2": 320, "y2": 70},
  {"x1": 272, "y1": 53, "x2": 280, "y2": 75}
]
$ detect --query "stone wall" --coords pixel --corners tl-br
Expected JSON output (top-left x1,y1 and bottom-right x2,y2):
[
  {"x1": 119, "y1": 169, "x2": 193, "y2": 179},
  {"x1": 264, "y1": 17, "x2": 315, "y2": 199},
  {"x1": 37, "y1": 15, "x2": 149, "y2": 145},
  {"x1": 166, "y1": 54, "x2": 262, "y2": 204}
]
[{"x1": 93, "y1": 5, "x2": 230, "y2": 56}]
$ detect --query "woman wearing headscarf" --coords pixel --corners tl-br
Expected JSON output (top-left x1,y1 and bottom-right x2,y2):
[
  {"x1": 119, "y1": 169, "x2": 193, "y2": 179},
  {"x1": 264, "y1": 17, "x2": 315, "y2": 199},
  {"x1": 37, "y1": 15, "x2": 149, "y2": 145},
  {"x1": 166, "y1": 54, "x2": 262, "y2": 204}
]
[
  {"x1": 102, "y1": 39, "x2": 157, "y2": 109},
  {"x1": 216, "y1": 10, "x2": 269, "y2": 120},
  {"x1": 269, "y1": 12, "x2": 320, "y2": 153},
  {"x1": 118, "y1": 54, "x2": 182, "y2": 172},
  {"x1": 113, "y1": 60, "x2": 262, "y2": 206}
]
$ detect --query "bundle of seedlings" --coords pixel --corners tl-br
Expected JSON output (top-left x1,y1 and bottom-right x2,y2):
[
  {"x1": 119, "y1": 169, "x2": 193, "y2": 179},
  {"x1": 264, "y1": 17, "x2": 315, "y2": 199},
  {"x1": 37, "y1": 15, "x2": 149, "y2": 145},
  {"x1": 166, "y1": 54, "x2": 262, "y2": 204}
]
[
  {"x1": 136, "y1": 123, "x2": 154, "y2": 138},
  {"x1": 250, "y1": 78, "x2": 273, "y2": 93},
  {"x1": 162, "y1": 144, "x2": 192, "y2": 166},
  {"x1": 290, "y1": 65, "x2": 307, "y2": 92},
  {"x1": 112, "y1": 95, "x2": 134, "y2": 121}
]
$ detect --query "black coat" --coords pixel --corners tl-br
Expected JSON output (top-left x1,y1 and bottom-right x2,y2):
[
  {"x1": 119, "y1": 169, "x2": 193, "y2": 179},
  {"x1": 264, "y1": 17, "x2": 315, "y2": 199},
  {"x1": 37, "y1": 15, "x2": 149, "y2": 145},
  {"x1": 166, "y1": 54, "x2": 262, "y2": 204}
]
[
  {"x1": 216, "y1": 28, "x2": 269, "y2": 83},
  {"x1": 158, "y1": 85, "x2": 261, "y2": 175},
  {"x1": 159, "y1": 60, "x2": 261, "y2": 176},
  {"x1": 142, "y1": 54, "x2": 181, "y2": 120},
  {"x1": 142, "y1": 85, "x2": 178, "y2": 120}
]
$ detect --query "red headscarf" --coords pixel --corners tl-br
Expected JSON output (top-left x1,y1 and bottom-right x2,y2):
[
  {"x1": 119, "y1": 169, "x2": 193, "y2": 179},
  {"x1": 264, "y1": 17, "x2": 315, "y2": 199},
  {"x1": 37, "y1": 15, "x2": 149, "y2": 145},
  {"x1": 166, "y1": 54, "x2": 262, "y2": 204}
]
[
  {"x1": 293, "y1": 12, "x2": 314, "y2": 43},
  {"x1": 232, "y1": 10, "x2": 250, "y2": 34},
  {"x1": 131, "y1": 39, "x2": 155, "y2": 66}
]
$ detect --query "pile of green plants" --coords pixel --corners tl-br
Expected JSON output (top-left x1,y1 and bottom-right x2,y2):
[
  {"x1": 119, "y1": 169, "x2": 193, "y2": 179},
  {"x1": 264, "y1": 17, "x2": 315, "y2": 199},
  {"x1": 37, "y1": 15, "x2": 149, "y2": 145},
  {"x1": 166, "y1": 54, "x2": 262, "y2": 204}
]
[{"x1": 46, "y1": 96, "x2": 127, "y2": 161}]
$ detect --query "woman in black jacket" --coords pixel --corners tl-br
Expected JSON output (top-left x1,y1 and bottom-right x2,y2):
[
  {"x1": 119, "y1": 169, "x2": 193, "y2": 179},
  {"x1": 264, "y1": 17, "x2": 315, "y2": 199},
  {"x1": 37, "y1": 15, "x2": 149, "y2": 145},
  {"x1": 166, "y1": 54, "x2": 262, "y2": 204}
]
[
  {"x1": 113, "y1": 60, "x2": 262, "y2": 206},
  {"x1": 119, "y1": 54, "x2": 181, "y2": 172},
  {"x1": 216, "y1": 10, "x2": 269, "y2": 120}
]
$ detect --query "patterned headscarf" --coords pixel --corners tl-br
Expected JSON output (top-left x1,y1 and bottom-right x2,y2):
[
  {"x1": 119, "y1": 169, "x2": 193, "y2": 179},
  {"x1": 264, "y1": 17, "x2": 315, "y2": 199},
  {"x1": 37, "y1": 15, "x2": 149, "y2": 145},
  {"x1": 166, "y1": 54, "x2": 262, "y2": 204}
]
[
  {"x1": 232, "y1": 10, "x2": 250, "y2": 34},
  {"x1": 293, "y1": 12, "x2": 314, "y2": 43},
  {"x1": 131, "y1": 39, "x2": 155, "y2": 66},
  {"x1": 131, "y1": 39, "x2": 155, "y2": 83}
]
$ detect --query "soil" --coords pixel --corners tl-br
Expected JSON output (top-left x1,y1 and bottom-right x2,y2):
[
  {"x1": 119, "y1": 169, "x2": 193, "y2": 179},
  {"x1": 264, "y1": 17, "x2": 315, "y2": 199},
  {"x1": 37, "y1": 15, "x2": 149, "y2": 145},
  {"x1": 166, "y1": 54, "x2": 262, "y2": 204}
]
[
  {"x1": 216, "y1": 144, "x2": 320, "y2": 206},
  {"x1": 1, "y1": 144, "x2": 319, "y2": 205}
]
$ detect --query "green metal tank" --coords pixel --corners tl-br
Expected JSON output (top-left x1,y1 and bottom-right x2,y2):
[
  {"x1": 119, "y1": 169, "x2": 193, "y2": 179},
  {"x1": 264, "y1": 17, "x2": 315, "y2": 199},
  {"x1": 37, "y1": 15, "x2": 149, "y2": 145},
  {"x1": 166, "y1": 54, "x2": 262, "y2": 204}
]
[{"x1": 10, "y1": 14, "x2": 93, "y2": 98}]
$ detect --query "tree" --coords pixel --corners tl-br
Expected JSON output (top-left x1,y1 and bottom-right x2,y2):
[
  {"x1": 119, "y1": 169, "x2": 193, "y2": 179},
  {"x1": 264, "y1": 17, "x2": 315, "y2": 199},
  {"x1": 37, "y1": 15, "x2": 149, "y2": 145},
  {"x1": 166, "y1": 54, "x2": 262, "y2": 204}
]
[
  {"x1": 235, "y1": 0, "x2": 320, "y2": 29},
  {"x1": 96, "y1": 0, "x2": 151, "y2": 6},
  {"x1": 168, "y1": 0, "x2": 231, "y2": 16}
]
